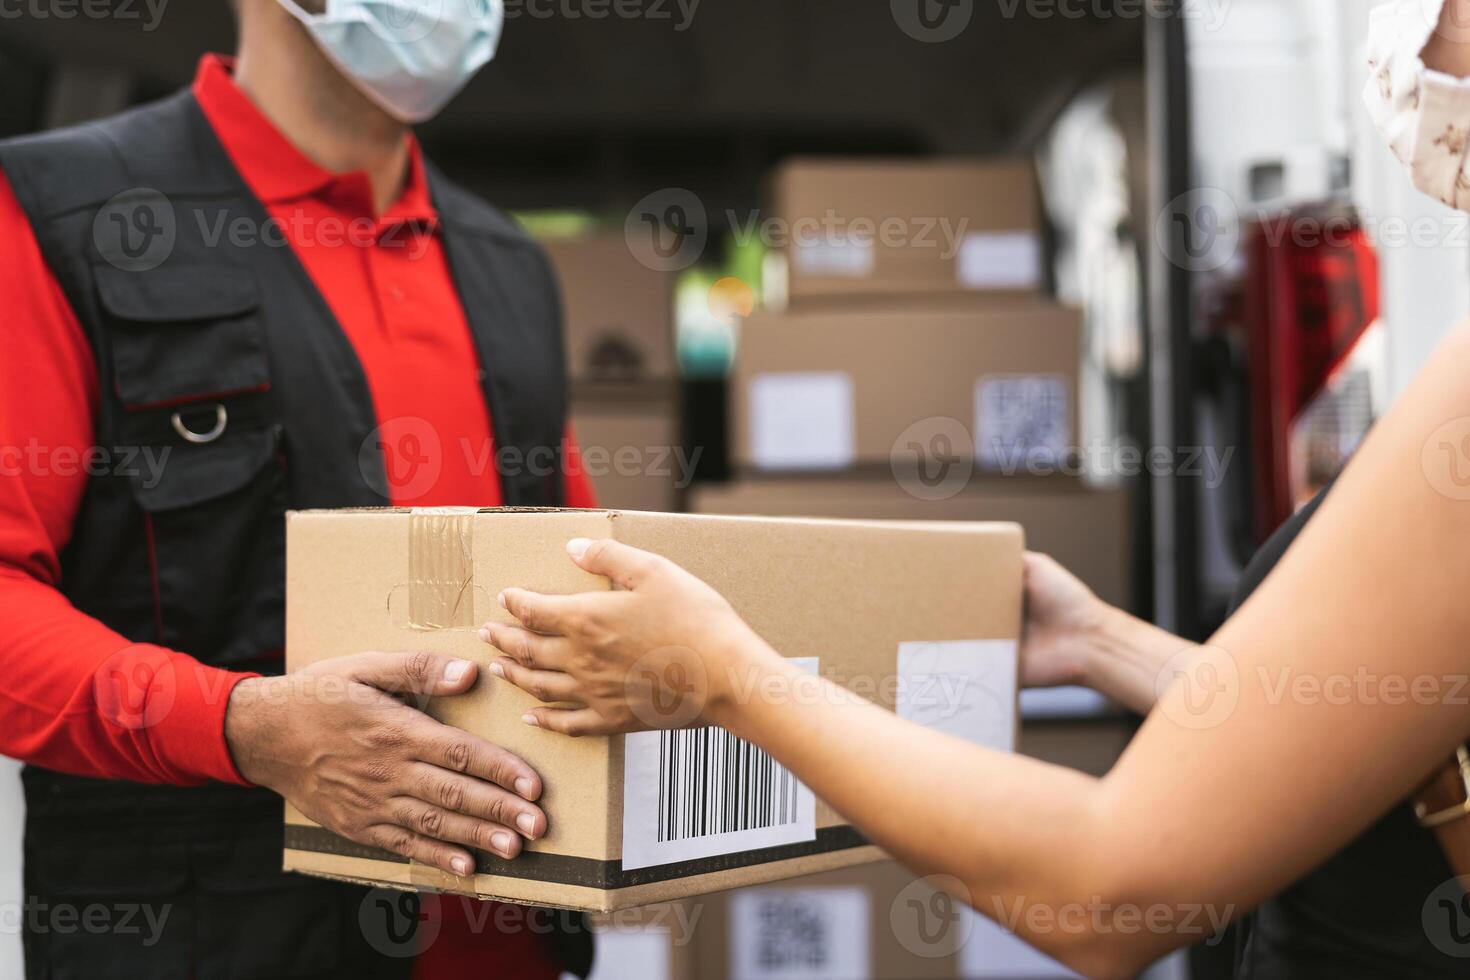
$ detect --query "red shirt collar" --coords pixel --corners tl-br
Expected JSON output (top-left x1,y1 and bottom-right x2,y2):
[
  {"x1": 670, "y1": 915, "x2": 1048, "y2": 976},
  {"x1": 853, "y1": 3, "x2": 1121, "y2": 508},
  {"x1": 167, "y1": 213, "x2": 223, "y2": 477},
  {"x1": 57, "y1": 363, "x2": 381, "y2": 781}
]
[{"x1": 191, "y1": 54, "x2": 439, "y2": 230}]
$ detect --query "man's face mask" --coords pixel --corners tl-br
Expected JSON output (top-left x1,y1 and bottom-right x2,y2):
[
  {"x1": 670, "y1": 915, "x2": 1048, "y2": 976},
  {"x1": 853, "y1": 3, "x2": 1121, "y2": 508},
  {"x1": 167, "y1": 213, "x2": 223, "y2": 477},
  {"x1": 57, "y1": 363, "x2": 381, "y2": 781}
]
[
  {"x1": 277, "y1": 0, "x2": 504, "y2": 123},
  {"x1": 1366, "y1": 0, "x2": 1470, "y2": 209}
]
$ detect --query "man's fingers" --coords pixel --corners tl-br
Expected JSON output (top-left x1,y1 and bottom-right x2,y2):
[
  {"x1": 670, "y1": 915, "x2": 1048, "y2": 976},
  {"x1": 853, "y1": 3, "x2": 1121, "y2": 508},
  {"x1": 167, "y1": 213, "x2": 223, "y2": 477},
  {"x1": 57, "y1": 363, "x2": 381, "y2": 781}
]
[
  {"x1": 489, "y1": 657, "x2": 580, "y2": 705},
  {"x1": 387, "y1": 797, "x2": 525, "y2": 860},
  {"x1": 403, "y1": 763, "x2": 548, "y2": 839},
  {"x1": 406, "y1": 716, "x2": 543, "y2": 801},
  {"x1": 481, "y1": 623, "x2": 573, "y2": 671},
  {"x1": 497, "y1": 588, "x2": 588, "y2": 636},
  {"x1": 336, "y1": 650, "x2": 478, "y2": 697},
  {"x1": 522, "y1": 707, "x2": 612, "y2": 738},
  {"x1": 362, "y1": 824, "x2": 476, "y2": 878},
  {"x1": 566, "y1": 537, "x2": 662, "y2": 591}
]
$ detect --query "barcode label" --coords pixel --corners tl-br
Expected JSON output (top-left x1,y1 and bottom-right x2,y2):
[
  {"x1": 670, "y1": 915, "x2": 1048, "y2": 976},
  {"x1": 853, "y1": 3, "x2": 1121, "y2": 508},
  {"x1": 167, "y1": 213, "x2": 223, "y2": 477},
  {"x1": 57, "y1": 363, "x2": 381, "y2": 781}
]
[
  {"x1": 656, "y1": 728, "x2": 799, "y2": 843},
  {"x1": 621, "y1": 659, "x2": 819, "y2": 872}
]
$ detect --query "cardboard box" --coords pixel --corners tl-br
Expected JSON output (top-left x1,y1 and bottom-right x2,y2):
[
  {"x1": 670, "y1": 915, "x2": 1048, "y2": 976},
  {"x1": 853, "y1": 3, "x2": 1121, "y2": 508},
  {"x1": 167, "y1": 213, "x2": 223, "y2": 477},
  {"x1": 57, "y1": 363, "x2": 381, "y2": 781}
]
[
  {"x1": 543, "y1": 233, "x2": 677, "y2": 383},
  {"x1": 768, "y1": 158, "x2": 1043, "y2": 307},
  {"x1": 688, "y1": 479, "x2": 1130, "y2": 610},
  {"x1": 283, "y1": 509, "x2": 1023, "y2": 912},
  {"x1": 732, "y1": 305, "x2": 1081, "y2": 476},
  {"x1": 689, "y1": 860, "x2": 1078, "y2": 980},
  {"x1": 582, "y1": 902, "x2": 703, "y2": 980},
  {"x1": 570, "y1": 387, "x2": 686, "y2": 513}
]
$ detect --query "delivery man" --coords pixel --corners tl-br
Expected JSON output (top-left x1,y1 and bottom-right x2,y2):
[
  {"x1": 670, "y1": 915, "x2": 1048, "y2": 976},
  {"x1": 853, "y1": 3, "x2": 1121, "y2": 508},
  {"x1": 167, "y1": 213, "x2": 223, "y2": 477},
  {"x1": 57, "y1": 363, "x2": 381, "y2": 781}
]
[{"x1": 0, "y1": 0, "x2": 598, "y2": 976}]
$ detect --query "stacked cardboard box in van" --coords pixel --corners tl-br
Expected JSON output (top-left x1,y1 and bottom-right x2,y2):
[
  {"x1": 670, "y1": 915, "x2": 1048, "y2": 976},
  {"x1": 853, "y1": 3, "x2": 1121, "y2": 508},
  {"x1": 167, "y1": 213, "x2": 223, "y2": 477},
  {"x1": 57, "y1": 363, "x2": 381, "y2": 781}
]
[
  {"x1": 713, "y1": 157, "x2": 1132, "y2": 611},
  {"x1": 583, "y1": 860, "x2": 1088, "y2": 980},
  {"x1": 768, "y1": 157, "x2": 1045, "y2": 309},
  {"x1": 542, "y1": 232, "x2": 684, "y2": 513}
]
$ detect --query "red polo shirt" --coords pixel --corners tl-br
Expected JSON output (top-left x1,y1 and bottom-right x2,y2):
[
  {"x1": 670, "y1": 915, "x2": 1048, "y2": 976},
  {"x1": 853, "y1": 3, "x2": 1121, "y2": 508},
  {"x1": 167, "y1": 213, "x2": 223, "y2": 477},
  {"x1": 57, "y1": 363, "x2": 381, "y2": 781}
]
[{"x1": 0, "y1": 55, "x2": 590, "y2": 977}]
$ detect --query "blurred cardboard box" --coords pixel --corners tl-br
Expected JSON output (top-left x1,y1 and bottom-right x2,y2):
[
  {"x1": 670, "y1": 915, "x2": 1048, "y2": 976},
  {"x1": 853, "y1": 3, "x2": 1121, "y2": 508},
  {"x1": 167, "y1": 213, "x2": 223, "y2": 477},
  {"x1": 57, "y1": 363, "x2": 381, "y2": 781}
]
[
  {"x1": 688, "y1": 860, "x2": 1078, "y2": 980},
  {"x1": 543, "y1": 232, "x2": 676, "y2": 383},
  {"x1": 570, "y1": 385, "x2": 685, "y2": 513},
  {"x1": 581, "y1": 902, "x2": 702, "y2": 980},
  {"x1": 732, "y1": 305, "x2": 1081, "y2": 477},
  {"x1": 768, "y1": 158, "x2": 1042, "y2": 308},
  {"x1": 284, "y1": 508, "x2": 1023, "y2": 912},
  {"x1": 688, "y1": 479, "x2": 1130, "y2": 610}
]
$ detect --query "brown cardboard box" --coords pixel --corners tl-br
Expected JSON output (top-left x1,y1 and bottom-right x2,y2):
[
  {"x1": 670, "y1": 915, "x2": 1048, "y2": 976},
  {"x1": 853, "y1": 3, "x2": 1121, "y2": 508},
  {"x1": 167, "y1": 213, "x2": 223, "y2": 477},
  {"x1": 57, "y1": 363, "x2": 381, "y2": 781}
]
[
  {"x1": 581, "y1": 902, "x2": 703, "y2": 980},
  {"x1": 543, "y1": 233, "x2": 677, "y2": 383},
  {"x1": 283, "y1": 508, "x2": 1023, "y2": 912},
  {"x1": 570, "y1": 387, "x2": 686, "y2": 513},
  {"x1": 687, "y1": 860, "x2": 1079, "y2": 980},
  {"x1": 689, "y1": 479, "x2": 1130, "y2": 610},
  {"x1": 768, "y1": 158, "x2": 1042, "y2": 307},
  {"x1": 732, "y1": 305, "x2": 1081, "y2": 477}
]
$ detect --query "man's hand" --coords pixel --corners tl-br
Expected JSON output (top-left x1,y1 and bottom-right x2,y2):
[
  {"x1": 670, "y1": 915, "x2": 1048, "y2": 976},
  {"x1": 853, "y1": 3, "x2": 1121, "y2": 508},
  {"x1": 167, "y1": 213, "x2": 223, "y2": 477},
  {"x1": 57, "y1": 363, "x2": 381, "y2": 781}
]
[{"x1": 225, "y1": 651, "x2": 546, "y2": 878}]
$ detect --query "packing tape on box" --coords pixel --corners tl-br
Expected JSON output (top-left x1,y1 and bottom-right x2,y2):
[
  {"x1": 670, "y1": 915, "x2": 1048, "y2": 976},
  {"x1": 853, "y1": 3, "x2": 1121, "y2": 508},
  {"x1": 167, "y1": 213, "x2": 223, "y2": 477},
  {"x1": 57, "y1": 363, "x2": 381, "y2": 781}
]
[{"x1": 407, "y1": 509, "x2": 478, "y2": 630}]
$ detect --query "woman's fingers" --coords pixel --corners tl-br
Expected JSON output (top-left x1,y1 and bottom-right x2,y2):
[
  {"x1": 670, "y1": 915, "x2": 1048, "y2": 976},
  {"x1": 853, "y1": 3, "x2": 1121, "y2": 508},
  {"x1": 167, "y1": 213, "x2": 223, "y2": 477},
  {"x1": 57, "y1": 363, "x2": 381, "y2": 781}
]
[
  {"x1": 566, "y1": 537, "x2": 663, "y2": 591},
  {"x1": 497, "y1": 588, "x2": 589, "y2": 636},
  {"x1": 489, "y1": 656, "x2": 581, "y2": 705},
  {"x1": 521, "y1": 706, "x2": 614, "y2": 737},
  {"x1": 480, "y1": 622, "x2": 574, "y2": 671}
]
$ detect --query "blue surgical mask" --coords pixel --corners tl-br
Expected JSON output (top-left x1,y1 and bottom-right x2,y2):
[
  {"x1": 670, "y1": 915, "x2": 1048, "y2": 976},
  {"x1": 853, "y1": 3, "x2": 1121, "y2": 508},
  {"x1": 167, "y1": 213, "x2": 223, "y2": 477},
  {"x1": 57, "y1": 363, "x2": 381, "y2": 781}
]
[{"x1": 277, "y1": 0, "x2": 504, "y2": 123}]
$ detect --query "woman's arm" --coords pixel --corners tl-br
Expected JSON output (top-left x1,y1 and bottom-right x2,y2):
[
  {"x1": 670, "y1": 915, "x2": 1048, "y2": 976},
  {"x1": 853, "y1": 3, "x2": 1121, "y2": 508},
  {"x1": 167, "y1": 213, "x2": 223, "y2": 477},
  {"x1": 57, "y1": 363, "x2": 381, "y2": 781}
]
[{"x1": 486, "y1": 323, "x2": 1470, "y2": 974}]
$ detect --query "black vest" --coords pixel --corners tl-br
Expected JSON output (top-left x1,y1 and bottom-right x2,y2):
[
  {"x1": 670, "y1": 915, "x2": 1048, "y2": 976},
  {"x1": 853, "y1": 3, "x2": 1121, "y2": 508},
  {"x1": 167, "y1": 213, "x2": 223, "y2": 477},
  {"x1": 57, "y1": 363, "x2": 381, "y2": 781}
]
[{"x1": 0, "y1": 91, "x2": 590, "y2": 979}]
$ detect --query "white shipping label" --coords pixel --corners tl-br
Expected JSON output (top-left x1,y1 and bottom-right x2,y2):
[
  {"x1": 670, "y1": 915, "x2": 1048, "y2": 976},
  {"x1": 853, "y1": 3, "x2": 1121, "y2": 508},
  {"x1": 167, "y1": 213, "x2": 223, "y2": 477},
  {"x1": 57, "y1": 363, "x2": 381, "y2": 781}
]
[
  {"x1": 621, "y1": 660, "x2": 819, "y2": 872},
  {"x1": 748, "y1": 372, "x2": 855, "y2": 471},
  {"x1": 577, "y1": 930, "x2": 671, "y2": 980},
  {"x1": 1020, "y1": 686, "x2": 1112, "y2": 719},
  {"x1": 956, "y1": 231, "x2": 1043, "y2": 290},
  {"x1": 975, "y1": 375, "x2": 1071, "y2": 474},
  {"x1": 896, "y1": 641, "x2": 1018, "y2": 753},
  {"x1": 729, "y1": 887, "x2": 871, "y2": 980},
  {"x1": 791, "y1": 239, "x2": 876, "y2": 278}
]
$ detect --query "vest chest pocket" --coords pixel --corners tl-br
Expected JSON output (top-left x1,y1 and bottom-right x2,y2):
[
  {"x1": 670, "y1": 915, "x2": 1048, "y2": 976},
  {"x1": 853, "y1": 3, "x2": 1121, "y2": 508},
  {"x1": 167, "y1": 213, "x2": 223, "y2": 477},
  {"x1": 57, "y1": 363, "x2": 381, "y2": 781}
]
[
  {"x1": 95, "y1": 264, "x2": 287, "y2": 670},
  {"x1": 95, "y1": 263, "x2": 271, "y2": 410}
]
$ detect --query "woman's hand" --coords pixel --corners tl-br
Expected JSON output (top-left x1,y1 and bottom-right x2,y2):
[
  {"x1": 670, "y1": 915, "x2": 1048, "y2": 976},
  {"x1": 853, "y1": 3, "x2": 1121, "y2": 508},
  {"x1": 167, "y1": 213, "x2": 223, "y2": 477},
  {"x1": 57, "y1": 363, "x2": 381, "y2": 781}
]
[
  {"x1": 479, "y1": 537, "x2": 773, "y2": 736},
  {"x1": 1019, "y1": 551, "x2": 1107, "y2": 689},
  {"x1": 1021, "y1": 551, "x2": 1191, "y2": 713}
]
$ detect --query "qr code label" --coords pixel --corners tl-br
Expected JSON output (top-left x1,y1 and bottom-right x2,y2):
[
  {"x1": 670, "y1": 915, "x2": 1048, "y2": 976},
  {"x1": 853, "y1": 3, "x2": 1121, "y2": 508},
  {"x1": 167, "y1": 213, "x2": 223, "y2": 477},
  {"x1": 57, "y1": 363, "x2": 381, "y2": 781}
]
[
  {"x1": 975, "y1": 374, "x2": 1071, "y2": 473},
  {"x1": 729, "y1": 888, "x2": 871, "y2": 980}
]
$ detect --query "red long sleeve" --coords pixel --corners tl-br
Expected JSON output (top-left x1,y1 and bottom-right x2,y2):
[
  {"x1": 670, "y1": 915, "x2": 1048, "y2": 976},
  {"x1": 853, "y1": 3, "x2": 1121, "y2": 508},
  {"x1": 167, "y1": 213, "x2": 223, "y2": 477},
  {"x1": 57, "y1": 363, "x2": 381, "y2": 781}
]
[{"x1": 0, "y1": 169, "x2": 255, "y2": 786}]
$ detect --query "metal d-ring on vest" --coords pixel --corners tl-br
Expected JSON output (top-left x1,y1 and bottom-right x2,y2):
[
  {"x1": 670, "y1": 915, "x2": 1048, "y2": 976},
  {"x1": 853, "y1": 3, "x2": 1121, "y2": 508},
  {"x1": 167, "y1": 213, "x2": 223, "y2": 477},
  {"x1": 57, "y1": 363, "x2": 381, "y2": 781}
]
[{"x1": 170, "y1": 403, "x2": 228, "y2": 444}]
